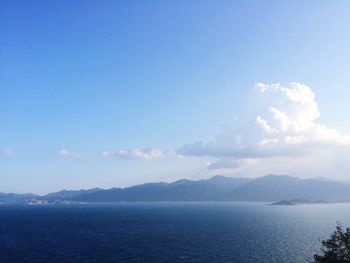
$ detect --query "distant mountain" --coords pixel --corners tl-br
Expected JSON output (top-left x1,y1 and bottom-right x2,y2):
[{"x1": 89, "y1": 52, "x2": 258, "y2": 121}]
[
  {"x1": 72, "y1": 175, "x2": 350, "y2": 203},
  {"x1": 43, "y1": 188, "x2": 102, "y2": 202},
  {"x1": 228, "y1": 175, "x2": 350, "y2": 202},
  {"x1": 2, "y1": 175, "x2": 350, "y2": 204},
  {"x1": 73, "y1": 176, "x2": 251, "y2": 202}
]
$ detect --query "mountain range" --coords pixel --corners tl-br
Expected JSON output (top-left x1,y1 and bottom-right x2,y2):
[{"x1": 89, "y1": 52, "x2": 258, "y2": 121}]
[{"x1": 1, "y1": 175, "x2": 350, "y2": 204}]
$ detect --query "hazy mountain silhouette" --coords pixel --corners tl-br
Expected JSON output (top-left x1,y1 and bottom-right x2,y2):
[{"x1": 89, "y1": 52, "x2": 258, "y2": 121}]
[
  {"x1": 71, "y1": 175, "x2": 350, "y2": 202},
  {"x1": 2, "y1": 175, "x2": 350, "y2": 204},
  {"x1": 0, "y1": 193, "x2": 39, "y2": 204},
  {"x1": 227, "y1": 175, "x2": 350, "y2": 202},
  {"x1": 72, "y1": 176, "x2": 251, "y2": 202},
  {"x1": 43, "y1": 188, "x2": 102, "y2": 202}
]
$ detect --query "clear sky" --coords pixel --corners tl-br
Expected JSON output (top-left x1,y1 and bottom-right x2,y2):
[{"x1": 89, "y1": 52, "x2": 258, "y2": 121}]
[{"x1": 1, "y1": 0, "x2": 350, "y2": 194}]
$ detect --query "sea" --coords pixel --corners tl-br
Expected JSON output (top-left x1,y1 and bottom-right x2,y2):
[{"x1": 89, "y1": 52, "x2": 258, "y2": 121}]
[{"x1": 0, "y1": 202, "x2": 349, "y2": 263}]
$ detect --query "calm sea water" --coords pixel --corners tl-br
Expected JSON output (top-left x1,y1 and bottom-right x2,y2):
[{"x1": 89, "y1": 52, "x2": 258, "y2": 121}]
[{"x1": 0, "y1": 202, "x2": 349, "y2": 263}]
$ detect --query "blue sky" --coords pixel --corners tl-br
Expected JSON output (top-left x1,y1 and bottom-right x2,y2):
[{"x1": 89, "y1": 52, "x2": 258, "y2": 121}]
[{"x1": 1, "y1": 1, "x2": 350, "y2": 193}]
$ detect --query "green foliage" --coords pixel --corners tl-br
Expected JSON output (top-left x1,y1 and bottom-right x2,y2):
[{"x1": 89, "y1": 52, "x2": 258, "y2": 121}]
[{"x1": 314, "y1": 224, "x2": 350, "y2": 263}]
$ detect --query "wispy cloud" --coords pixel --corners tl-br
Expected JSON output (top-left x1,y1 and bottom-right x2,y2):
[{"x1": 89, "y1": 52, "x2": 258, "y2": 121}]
[
  {"x1": 207, "y1": 158, "x2": 258, "y2": 170},
  {"x1": 101, "y1": 151, "x2": 112, "y2": 158},
  {"x1": 102, "y1": 148, "x2": 180, "y2": 160},
  {"x1": 57, "y1": 149, "x2": 81, "y2": 158},
  {"x1": 1, "y1": 149, "x2": 15, "y2": 157},
  {"x1": 117, "y1": 148, "x2": 163, "y2": 160}
]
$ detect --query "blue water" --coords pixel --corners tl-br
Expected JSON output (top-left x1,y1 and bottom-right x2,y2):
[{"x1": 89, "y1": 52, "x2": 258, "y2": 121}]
[{"x1": 0, "y1": 202, "x2": 349, "y2": 262}]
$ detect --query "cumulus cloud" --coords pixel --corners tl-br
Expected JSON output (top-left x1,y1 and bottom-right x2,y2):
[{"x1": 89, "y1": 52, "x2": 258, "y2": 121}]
[
  {"x1": 254, "y1": 82, "x2": 350, "y2": 145},
  {"x1": 57, "y1": 149, "x2": 81, "y2": 158},
  {"x1": 178, "y1": 82, "x2": 350, "y2": 170},
  {"x1": 102, "y1": 148, "x2": 180, "y2": 160}
]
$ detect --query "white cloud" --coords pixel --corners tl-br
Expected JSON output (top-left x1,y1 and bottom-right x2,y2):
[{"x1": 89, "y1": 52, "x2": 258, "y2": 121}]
[
  {"x1": 207, "y1": 158, "x2": 258, "y2": 170},
  {"x1": 101, "y1": 151, "x2": 112, "y2": 158},
  {"x1": 117, "y1": 148, "x2": 162, "y2": 160},
  {"x1": 57, "y1": 149, "x2": 81, "y2": 158},
  {"x1": 256, "y1": 116, "x2": 278, "y2": 133},
  {"x1": 103, "y1": 148, "x2": 180, "y2": 161},
  {"x1": 178, "y1": 82, "x2": 350, "y2": 170},
  {"x1": 255, "y1": 82, "x2": 350, "y2": 146}
]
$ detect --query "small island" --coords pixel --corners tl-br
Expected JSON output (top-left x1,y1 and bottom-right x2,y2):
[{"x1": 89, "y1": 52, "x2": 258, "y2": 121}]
[
  {"x1": 271, "y1": 199, "x2": 329, "y2": 206},
  {"x1": 271, "y1": 200, "x2": 296, "y2": 206}
]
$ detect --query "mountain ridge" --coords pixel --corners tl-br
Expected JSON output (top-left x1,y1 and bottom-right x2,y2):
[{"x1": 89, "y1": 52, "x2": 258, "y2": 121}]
[{"x1": 1, "y1": 175, "x2": 350, "y2": 204}]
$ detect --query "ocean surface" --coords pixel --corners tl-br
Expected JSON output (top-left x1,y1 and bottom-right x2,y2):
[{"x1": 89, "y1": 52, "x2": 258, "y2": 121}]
[{"x1": 0, "y1": 202, "x2": 350, "y2": 263}]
